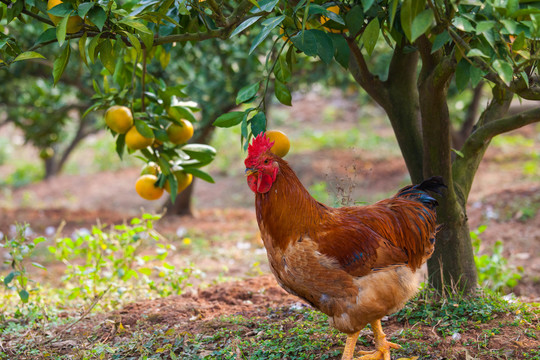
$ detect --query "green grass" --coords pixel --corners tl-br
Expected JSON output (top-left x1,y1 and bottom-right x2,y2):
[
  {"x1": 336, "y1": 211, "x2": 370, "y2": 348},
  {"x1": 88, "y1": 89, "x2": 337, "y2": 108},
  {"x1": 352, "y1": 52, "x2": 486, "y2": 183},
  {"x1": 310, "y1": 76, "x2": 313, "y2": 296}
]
[
  {"x1": 1, "y1": 285, "x2": 538, "y2": 360},
  {"x1": 393, "y1": 286, "x2": 539, "y2": 338}
]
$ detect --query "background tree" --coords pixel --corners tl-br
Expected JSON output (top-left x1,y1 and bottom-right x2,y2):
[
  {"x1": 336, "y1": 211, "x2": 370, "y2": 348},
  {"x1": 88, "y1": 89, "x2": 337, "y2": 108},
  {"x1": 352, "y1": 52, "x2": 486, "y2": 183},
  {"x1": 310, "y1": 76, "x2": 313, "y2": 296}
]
[{"x1": 0, "y1": 15, "x2": 101, "y2": 179}]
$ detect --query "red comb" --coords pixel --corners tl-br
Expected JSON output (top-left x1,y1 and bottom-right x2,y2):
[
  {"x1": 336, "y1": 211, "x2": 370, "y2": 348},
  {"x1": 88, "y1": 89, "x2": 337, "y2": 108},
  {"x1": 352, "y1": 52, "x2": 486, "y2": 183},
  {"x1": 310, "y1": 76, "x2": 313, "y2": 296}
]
[{"x1": 245, "y1": 133, "x2": 274, "y2": 167}]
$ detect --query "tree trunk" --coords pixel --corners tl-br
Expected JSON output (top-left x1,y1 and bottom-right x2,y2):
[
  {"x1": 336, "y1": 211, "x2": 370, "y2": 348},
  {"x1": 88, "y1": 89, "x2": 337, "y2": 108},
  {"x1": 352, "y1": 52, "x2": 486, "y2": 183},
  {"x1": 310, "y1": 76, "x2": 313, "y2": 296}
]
[
  {"x1": 44, "y1": 156, "x2": 60, "y2": 179},
  {"x1": 427, "y1": 191, "x2": 478, "y2": 293},
  {"x1": 164, "y1": 181, "x2": 195, "y2": 216}
]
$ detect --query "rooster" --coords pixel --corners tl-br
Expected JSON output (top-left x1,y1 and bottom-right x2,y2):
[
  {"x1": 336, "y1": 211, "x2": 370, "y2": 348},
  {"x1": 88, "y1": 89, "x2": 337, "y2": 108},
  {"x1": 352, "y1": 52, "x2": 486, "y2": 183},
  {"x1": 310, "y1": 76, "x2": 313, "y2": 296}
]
[{"x1": 244, "y1": 133, "x2": 445, "y2": 360}]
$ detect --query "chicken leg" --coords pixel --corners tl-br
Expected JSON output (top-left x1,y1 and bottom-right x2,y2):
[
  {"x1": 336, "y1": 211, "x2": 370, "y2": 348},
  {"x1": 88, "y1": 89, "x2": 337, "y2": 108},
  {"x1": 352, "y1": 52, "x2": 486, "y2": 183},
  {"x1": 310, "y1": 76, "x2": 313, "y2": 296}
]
[{"x1": 356, "y1": 320, "x2": 401, "y2": 360}]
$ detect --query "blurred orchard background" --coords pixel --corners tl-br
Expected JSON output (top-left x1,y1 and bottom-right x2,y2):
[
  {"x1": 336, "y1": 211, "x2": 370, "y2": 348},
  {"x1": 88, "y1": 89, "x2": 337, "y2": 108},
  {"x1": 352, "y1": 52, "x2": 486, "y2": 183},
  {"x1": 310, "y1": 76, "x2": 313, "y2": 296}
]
[{"x1": 0, "y1": 0, "x2": 539, "y2": 359}]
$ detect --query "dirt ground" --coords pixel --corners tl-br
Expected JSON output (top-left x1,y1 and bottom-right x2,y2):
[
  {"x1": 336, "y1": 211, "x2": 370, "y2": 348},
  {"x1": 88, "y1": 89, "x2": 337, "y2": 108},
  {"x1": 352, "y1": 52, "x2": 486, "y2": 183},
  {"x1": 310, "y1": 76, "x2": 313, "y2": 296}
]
[{"x1": 1, "y1": 92, "x2": 539, "y2": 359}]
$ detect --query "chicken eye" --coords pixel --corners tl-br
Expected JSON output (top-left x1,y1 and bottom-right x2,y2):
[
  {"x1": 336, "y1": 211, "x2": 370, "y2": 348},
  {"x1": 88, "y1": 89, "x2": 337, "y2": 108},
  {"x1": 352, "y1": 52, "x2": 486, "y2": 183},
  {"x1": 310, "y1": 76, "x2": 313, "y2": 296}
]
[{"x1": 264, "y1": 159, "x2": 270, "y2": 164}]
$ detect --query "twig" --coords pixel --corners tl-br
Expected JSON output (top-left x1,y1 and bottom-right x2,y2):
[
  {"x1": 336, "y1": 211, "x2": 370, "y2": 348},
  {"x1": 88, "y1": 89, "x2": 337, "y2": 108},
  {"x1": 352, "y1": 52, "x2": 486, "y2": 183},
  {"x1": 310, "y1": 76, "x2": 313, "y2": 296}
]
[
  {"x1": 0, "y1": 0, "x2": 54, "y2": 26},
  {"x1": 141, "y1": 48, "x2": 147, "y2": 112},
  {"x1": 38, "y1": 285, "x2": 112, "y2": 346}
]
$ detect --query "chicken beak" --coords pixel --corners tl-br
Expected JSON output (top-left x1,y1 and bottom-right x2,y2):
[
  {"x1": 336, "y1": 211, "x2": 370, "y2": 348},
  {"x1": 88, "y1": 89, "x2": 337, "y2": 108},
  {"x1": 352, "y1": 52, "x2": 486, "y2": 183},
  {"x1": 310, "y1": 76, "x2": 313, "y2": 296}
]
[{"x1": 245, "y1": 168, "x2": 257, "y2": 177}]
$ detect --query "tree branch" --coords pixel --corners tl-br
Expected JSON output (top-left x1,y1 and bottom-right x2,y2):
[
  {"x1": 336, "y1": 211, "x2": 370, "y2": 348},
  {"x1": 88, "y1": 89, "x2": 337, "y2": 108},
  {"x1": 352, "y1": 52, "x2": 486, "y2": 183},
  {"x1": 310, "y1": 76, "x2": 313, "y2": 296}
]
[
  {"x1": 452, "y1": 82, "x2": 484, "y2": 149},
  {"x1": 0, "y1": 0, "x2": 54, "y2": 26},
  {"x1": 452, "y1": 87, "x2": 514, "y2": 201},
  {"x1": 468, "y1": 106, "x2": 540, "y2": 147},
  {"x1": 346, "y1": 38, "x2": 388, "y2": 108}
]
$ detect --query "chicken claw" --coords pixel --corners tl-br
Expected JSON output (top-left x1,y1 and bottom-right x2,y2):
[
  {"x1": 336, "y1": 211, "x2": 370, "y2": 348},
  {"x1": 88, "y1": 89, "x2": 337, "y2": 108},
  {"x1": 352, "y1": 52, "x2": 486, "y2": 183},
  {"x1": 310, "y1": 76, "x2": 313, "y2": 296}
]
[{"x1": 355, "y1": 320, "x2": 401, "y2": 360}]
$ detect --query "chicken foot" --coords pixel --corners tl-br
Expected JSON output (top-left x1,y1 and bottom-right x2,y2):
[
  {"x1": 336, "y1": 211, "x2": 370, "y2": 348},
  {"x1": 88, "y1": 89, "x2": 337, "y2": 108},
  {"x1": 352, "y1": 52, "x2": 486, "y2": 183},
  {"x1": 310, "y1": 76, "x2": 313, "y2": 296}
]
[
  {"x1": 340, "y1": 320, "x2": 401, "y2": 360},
  {"x1": 356, "y1": 320, "x2": 401, "y2": 360}
]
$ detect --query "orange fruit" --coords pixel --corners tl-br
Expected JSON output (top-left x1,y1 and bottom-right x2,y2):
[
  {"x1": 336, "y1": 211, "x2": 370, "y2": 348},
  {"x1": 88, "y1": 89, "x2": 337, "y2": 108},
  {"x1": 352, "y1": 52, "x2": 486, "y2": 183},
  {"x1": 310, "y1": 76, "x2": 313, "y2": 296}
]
[
  {"x1": 166, "y1": 120, "x2": 194, "y2": 145},
  {"x1": 125, "y1": 126, "x2": 154, "y2": 150},
  {"x1": 47, "y1": 0, "x2": 83, "y2": 34},
  {"x1": 265, "y1": 130, "x2": 290, "y2": 158},
  {"x1": 39, "y1": 147, "x2": 54, "y2": 160},
  {"x1": 141, "y1": 162, "x2": 160, "y2": 176},
  {"x1": 164, "y1": 171, "x2": 193, "y2": 194},
  {"x1": 135, "y1": 174, "x2": 164, "y2": 200},
  {"x1": 321, "y1": 5, "x2": 346, "y2": 33},
  {"x1": 104, "y1": 105, "x2": 133, "y2": 134}
]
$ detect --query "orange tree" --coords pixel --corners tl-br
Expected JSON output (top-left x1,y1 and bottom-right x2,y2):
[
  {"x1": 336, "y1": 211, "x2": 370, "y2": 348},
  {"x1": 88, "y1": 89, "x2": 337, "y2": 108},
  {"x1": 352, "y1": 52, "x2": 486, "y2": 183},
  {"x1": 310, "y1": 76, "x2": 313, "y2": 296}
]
[
  {"x1": 213, "y1": 0, "x2": 540, "y2": 293},
  {"x1": 2, "y1": 0, "x2": 540, "y2": 292}
]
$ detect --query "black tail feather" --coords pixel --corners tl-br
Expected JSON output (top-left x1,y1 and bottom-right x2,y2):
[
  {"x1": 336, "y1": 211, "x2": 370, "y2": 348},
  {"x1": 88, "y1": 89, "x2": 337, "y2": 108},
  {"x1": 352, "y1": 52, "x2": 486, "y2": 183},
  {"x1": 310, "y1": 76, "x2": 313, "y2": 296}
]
[{"x1": 417, "y1": 176, "x2": 447, "y2": 196}]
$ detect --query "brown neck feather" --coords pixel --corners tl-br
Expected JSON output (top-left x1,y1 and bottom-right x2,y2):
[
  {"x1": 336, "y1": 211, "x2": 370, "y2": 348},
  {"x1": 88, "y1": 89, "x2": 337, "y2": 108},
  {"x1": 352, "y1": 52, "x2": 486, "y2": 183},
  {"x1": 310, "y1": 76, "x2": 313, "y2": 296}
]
[{"x1": 255, "y1": 157, "x2": 327, "y2": 250}]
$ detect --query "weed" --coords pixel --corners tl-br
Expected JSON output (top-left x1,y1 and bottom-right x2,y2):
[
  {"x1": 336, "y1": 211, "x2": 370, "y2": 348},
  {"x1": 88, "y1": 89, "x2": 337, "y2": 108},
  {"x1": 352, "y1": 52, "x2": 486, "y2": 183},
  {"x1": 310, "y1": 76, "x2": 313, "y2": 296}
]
[
  {"x1": 471, "y1": 225, "x2": 523, "y2": 293},
  {"x1": 47, "y1": 214, "x2": 196, "y2": 308},
  {"x1": 0, "y1": 162, "x2": 44, "y2": 188},
  {"x1": 393, "y1": 285, "x2": 535, "y2": 338},
  {"x1": 0, "y1": 223, "x2": 46, "y2": 307}
]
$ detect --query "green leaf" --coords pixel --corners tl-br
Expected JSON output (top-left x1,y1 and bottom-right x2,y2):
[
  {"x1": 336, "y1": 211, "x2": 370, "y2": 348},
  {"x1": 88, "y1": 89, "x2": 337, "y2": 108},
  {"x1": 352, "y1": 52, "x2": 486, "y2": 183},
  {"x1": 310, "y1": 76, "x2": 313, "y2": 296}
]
[
  {"x1": 88, "y1": 6, "x2": 107, "y2": 31},
  {"x1": 31, "y1": 262, "x2": 46, "y2": 270},
  {"x1": 361, "y1": 0, "x2": 375, "y2": 11},
  {"x1": 138, "y1": 29, "x2": 154, "y2": 50},
  {"x1": 4, "y1": 271, "x2": 17, "y2": 286},
  {"x1": 230, "y1": 16, "x2": 262, "y2": 38},
  {"x1": 254, "y1": 0, "x2": 279, "y2": 13},
  {"x1": 452, "y1": 148, "x2": 464, "y2": 158},
  {"x1": 183, "y1": 167, "x2": 214, "y2": 183},
  {"x1": 138, "y1": 267, "x2": 152, "y2": 276},
  {"x1": 274, "y1": 79, "x2": 292, "y2": 106},
  {"x1": 274, "y1": 56, "x2": 291, "y2": 83},
  {"x1": 455, "y1": 60, "x2": 470, "y2": 91},
  {"x1": 134, "y1": 119, "x2": 154, "y2": 138},
  {"x1": 6, "y1": 0, "x2": 23, "y2": 23},
  {"x1": 116, "y1": 133, "x2": 125, "y2": 159},
  {"x1": 19, "y1": 289, "x2": 29, "y2": 303},
  {"x1": 411, "y1": 9, "x2": 433, "y2": 41},
  {"x1": 467, "y1": 48, "x2": 489, "y2": 58},
  {"x1": 53, "y1": 43, "x2": 71, "y2": 85},
  {"x1": 241, "y1": 112, "x2": 249, "y2": 140},
  {"x1": 124, "y1": 32, "x2": 141, "y2": 57},
  {"x1": 236, "y1": 82, "x2": 260, "y2": 104},
  {"x1": 506, "y1": 0, "x2": 519, "y2": 15},
  {"x1": 214, "y1": 111, "x2": 245, "y2": 127},
  {"x1": 452, "y1": 16, "x2": 474, "y2": 32},
  {"x1": 33, "y1": 237, "x2": 46, "y2": 245},
  {"x1": 170, "y1": 106, "x2": 197, "y2": 123},
  {"x1": 475, "y1": 21, "x2": 495, "y2": 33},
  {"x1": 182, "y1": 144, "x2": 216, "y2": 162},
  {"x1": 98, "y1": 40, "x2": 115, "y2": 74},
  {"x1": 249, "y1": 15, "x2": 285, "y2": 54},
  {"x1": 321, "y1": 8, "x2": 345, "y2": 25},
  {"x1": 250, "y1": 112, "x2": 266, "y2": 136},
  {"x1": 431, "y1": 30, "x2": 450, "y2": 53},
  {"x1": 361, "y1": 18, "x2": 379, "y2": 56},
  {"x1": 469, "y1": 65, "x2": 485, "y2": 87},
  {"x1": 345, "y1": 6, "x2": 364, "y2": 36},
  {"x1": 493, "y1": 59, "x2": 513, "y2": 84},
  {"x1": 87, "y1": 33, "x2": 101, "y2": 64},
  {"x1": 78, "y1": 2, "x2": 94, "y2": 18},
  {"x1": 291, "y1": 30, "x2": 318, "y2": 57},
  {"x1": 388, "y1": 0, "x2": 399, "y2": 29},
  {"x1": 400, "y1": 0, "x2": 413, "y2": 40},
  {"x1": 311, "y1": 29, "x2": 334, "y2": 64},
  {"x1": 13, "y1": 51, "x2": 45, "y2": 62},
  {"x1": 48, "y1": 2, "x2": 73, "y2": 16},
  {"x1": 56, "y1": 13, "x2": 69, "y2": 46},
  {"x1": 331, "y1": 33, "x2": 350, "y2": 68},
  {"x1": 120, "y1": 18, "x2": 152, "y2": 34},
  {"x1": 512, "y1": 31, "x2": 526, "y2": 51},
  {"x1": 35, "y1": 28, "x2": 57, "y2": 45},
  {"x1": 78, "y1": 32, "x2": 88, "y2": 66}
]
